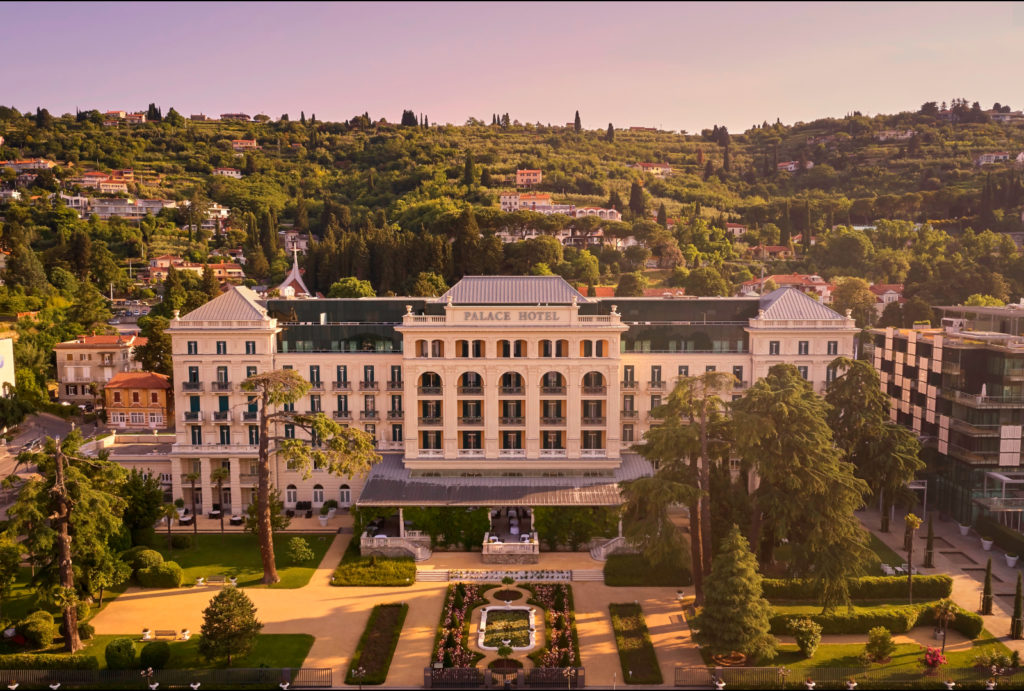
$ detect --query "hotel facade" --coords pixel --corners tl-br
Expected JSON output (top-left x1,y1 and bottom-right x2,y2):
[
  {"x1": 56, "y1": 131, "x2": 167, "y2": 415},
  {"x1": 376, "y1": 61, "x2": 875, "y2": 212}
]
[{"x1": 165, "y1": 276, "x2": 855, "y2": 556}]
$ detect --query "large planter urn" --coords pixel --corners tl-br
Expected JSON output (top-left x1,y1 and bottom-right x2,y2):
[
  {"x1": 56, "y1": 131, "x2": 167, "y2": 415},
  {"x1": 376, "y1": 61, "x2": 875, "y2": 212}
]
[
  {"x1": 981, "y1": 537, "x2": 994, "y2": 551},
  {"x1": 958, "y1": 524, "x2": 971, "y2": 536}
]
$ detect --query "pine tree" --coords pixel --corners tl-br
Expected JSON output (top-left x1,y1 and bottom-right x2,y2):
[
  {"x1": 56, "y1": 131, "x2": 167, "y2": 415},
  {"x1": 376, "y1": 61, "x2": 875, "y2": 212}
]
[
  {"x1": 198, "y1": 588, "x2": 263, "y2": 666},
  {"x1": 982, "y1": 557, "x2": 994, "y2": 614},
  {"x1": 606, "y1": 123, "x2": 614, "y2": 142},
  {"x1": 574, "y1": 110, "x2": 581, "y2": 133},
  {"x1": 692, "y1": 525, "x2": 777, "y2": 660},
  {"x1": 1012, "y1": 572, "x2": 1023, "y2": 639},
  {"x1": 923, "y1": 515, "x2": 935, "y2": 568}
]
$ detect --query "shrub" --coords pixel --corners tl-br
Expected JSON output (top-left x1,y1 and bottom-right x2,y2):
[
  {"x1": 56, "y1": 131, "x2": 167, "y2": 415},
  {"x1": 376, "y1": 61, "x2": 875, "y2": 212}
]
[
  {"x1": 78, "y1": 622, "x2": 95, "y2": 641},
  {"x1": 137, "y1": 561, "x2": 184, "y2": 588},
  {"x1": 287, "y1": 537, "x2": 316, "y2": 565},
  {"x1": 787, "y1": 617, "x2": 822, "y2": 658},
  {"x1": 76, "y1": 601, "x2": 91, "y2": 621},
  {"x1": 140, "y1": 640, "x2": 171, "y2": 669},
  {"x1": 18, "y1": 610, "x2": 56, "y2": 649},
  {"x1": 120, "y1": 545, "x2": 148, "y2": 566},
  {"x1": 104, "y1": 636, "x2": 137, "y2": 670},
  {"x1": 0, "y1": 653, "x2": 97, "y2": 669},
  {"x1": 762, "y1": 575, "x2": 953, "y2": 602},
  {"x1": 771, "y1": 605, "x2": 920, "y2": 635},
  {"x1": 864, "y1": 626, "x2": 896, "y2": 662},
  {"x1": 604, "y1": 552, "x2": 692, "y2": 587},
  {"x1": 331, "y1": 557, "x2": 416, "y2": 587},
  {"x1": 130, "y1": 549, "x2": 164, "y2": 572},
  {"x1": 171, "y1": 535, "x2": 192, "y2": 549}
]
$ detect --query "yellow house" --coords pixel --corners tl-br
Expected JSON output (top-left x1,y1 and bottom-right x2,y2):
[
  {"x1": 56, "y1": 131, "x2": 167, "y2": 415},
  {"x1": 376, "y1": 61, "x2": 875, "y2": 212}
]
[{"x1": 104, "y1": 372, "x2": 173, "y2": 430}]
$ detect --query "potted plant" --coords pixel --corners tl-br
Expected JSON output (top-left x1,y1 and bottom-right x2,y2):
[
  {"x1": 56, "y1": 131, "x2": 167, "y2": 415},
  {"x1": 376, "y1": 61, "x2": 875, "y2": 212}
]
[
  {"x1": 323, "y1": 499, "x2": 339, "y2": 519},
  {"x1": 1008, "y1": 553, "x2": 1020, "y2": 568},
  {"x1": 945, "y1": 681, "x2": 956, "y2": 690},
  {"x1": 959, "y1": 522, "x2": 971, "y2": 536},
  {"x1": 318, "y1": 505, "x2": 330, "y2": 526},
  {"x1": 174, "y1": 498, "x2": 186, "y2": 517},
  {"x1": 846, "y1": 679, "x2": 858, "y2": 691},
  {"x1": 982, "y1": 536, "x2": 995, "y2": 551}
]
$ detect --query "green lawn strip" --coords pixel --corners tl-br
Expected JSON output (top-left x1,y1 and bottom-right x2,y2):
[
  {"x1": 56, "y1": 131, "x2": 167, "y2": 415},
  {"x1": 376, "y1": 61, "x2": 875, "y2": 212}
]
[
  {"x1": 154, "y1": 533, "x2": 333, "y2": 588},
  {"x1": 330, "y1": 536, "x2": 415, "y2": 587},
  {"x1": 345, "y1": 603, "x2": 408, "y2": 685},
  {"x1": 603, "y1": 553, "x2": 691, "y2": 587},
  {"x1": 482, "y1": 610, "x2": 530, "y2": 648},
  {"x1": 83, "y1": 633, "x2": 313, "y2": 670},
  {"x1": 609, "y1": 603, "x2": 662, "y2": 685},
  {"x1": 2, "y1": 567, "x2": 129, "y2": 624},
  {"x1": 868, "y1": 532, "x2": 906, "y2": 568}
]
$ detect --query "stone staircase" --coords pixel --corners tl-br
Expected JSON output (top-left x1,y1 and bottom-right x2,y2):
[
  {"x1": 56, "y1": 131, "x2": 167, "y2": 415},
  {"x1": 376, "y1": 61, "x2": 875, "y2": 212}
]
[
  {"x1": 571, "y1": 569, "x2": 605, "y2": 582},
  {"x1": 589, "y1": 536, "x2": 629, "y2": 561},
  {"x1": 415, "y1": 568, "x2": 450, "y2": 582}
]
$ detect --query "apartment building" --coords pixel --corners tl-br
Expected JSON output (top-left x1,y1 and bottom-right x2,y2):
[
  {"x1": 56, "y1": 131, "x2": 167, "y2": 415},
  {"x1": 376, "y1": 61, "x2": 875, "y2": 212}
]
[
  {"x1": 104, "y1": 371, "x2": 173, "y2": 430},
  {"x1": 515, "y1": 169, "x2": 542, "y2": 186},
  {"x1": 872, "y1": 304, "x2": 1024, "y2": 526},
  {"x1": 54, "y1": 334, "x2": 147, "y2": 404},
  {"x1": 164, "y1": 278, "x2": 855, "y2": 530}
]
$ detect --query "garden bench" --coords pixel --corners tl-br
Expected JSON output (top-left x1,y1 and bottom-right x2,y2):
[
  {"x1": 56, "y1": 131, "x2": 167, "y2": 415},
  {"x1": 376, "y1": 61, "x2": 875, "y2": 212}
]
[
  {"x1": 207, "y1": 575, "x2": 227, "y2": 586},
  {"x1": 153, "y1": 629, "x2": 177, "y2": 640}
]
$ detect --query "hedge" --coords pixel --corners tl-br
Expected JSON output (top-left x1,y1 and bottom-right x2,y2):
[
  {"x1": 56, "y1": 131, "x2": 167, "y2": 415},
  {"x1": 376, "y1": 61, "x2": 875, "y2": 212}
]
[
  {"x1": 762, "y1": 575, "x2": 953, "y2": 602},
  {"x1": 770, "y1": 601, "x2": 983, "y2": 638},
  {"x1": 18, "y1": 610, "x2": 56, "y2": 649},
  {"x1": 609, "y1": 603, "x2": 662, "y2": 685},
  {"x1": 345, "y1": 603, "x2": 408, "y2": 684},
  {"x1": 105, "y1": 637, "x2": 137, "y2": 670},
  {"x1": 129, "y1": 548, "x2": 164, "y2": 573},
  {"x1": 976, "y1": 516, "x2": 1024, "y2": 556},
  {"x1": 140, "y1": 640, "x2": 171, "y2": 669},
  {"x1": 331, "y1": 557, "x2": 416, "y2": 587},
  {"x1": 604, "y1": 553, "x2": 692, "y2": 587},
  {"x1": 0, "y1": 653, "x2": 98, "y2": 670},
  {"x1": 137, "y1": 561, "x2": 184, "y2": 588}
]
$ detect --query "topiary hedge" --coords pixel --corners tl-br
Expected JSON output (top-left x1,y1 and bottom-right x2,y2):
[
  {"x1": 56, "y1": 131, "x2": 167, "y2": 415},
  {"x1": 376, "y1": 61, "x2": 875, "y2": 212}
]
[
  {"x1": 762, "y1": 575, "x2": 953, "y2": 602},
  {"x1": 0, "y1": 653, "x2": 98, "y2": 669},
  {"x1": 104, "y1": 636, "x2": 137, "y2": 670},
  {"x1": 140, "y1": 640, "x2": 171, "y2": 669},
  {"x1": 976, "y1": 516, "x2": 1024, "y2": 557},
  {"x1": 137, "y1": 561, "x2": 184, "y2": 588},
  {"x1": 771, "y1": 601, "x2": 983, "y2": 638},
  {"x1": 18, "y1": 610, "x2": 56, "y2": 649},
  {"x1": 131, "y1": 549, "x2": 165, "y2": 572}
]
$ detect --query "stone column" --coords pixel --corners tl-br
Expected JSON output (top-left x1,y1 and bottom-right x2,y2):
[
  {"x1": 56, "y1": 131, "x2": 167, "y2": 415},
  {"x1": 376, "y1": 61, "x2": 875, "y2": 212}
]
[
  {"x1": 199, "y1": 458, "x2": 213, "y2": 514},
  {"x1": 170, "y1": 457, "x2": 183, "y2": 504},
  {"x1": 399, "y1": 507, "x2": 405, "y2": 538},
  {"x1": 229, "y1": 457, "x2": 242, "y2": 515}
]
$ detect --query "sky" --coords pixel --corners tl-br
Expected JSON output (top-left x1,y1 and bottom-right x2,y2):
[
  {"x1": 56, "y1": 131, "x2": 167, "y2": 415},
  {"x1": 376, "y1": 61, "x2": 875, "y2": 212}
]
[{"x1": 3, "y1": 1, "x2": 1024, "y2": 133}]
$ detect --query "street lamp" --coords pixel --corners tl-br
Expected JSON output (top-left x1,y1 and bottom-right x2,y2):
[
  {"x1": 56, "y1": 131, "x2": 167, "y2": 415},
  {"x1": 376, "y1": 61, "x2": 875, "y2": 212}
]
[
  {"x1": 352, "y1": 666, "x2": 366, "y2": 691},
  {"x1": 562, "y1": 667, "x2": 577, "y2": 690}
]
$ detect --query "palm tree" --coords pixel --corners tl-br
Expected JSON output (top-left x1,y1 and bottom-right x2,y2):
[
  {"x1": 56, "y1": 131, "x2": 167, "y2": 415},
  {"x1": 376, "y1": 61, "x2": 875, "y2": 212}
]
[
  {"x1": 185, "y1": 471, "x2": 200, "y2": 542},
  {"x1": 161, "y1": 503, "x2": 177, "y2": 549},
  {"x1": 210, "y1": 465, "x2": 230, "y2": 537},
  {"x1": 933, "y1": 598, "x2": 956, "y2": 653}
]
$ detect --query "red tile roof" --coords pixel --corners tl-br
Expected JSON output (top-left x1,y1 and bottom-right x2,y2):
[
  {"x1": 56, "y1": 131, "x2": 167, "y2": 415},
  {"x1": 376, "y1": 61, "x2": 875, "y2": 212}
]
[
  {"x1": 105, "y1": 372, "x2": 171, "y2": 389},
  {"x1": 55, "y1": 334, "x2": 146, "y2": 348}
]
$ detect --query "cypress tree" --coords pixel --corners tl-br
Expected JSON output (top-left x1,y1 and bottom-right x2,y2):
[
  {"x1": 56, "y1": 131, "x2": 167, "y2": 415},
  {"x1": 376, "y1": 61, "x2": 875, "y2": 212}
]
[
  {"x1": 692, "y1": 525, "x2": 777, "y2": 661},
  {"x1": 703, "y1": 160, "x2": 714, "y2": 181},
  {"x1": 1012, "y1": 572, "x2": 1023, "y2": 639},
  {"x1": 574, "y1": 110, "x2": 581, "y2": 133},
  {"x1": 628, "y1": 182, "x2": 646, "y2": 218},
  {"x1": 606, "y1": 123, "x2": 614, "y2": 142},
  {"x1": 657, "y1": 203, "x2": 668, "y2": 227},
  {"x1": 923, "y1": 515, "x2": 934, "y2": 568},
  {"x1": 982, "y1": 557, "x2": 993, "y2": 614},
  {"x1": 463, "y1": 151, "x2": 475, "y2": 187}
]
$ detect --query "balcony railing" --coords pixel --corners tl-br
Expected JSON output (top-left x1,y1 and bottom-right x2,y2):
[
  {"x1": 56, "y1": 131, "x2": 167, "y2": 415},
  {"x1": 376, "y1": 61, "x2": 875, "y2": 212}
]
[
  {"x1": 458, "y1": 449, "x2": 485, "y2": 458},
  {"x1": 539, "y1": 449, "x2": 567, "y2": 458},
  {"x1": 211, "y1": 380, "x2": 231, "y2": 391},
  {"x1": 648, "y1": 380, "x2": 666, "y2": 390},
  {"x1": 541, "y1": 416, "x2": 565, "y2": 425},
  {"x1": 360, "y1": 410, "x2": 379, "y2": 420},
  {"x1": 332, "y1": 380, "x2": 351, "y2": 391},
  {"x1": 182, "y1": 381, "x2": 203, "y2": 391},
  {"x1": 621, "y1": 410, "x2": 638, "y2": 419},
  {"x1": 621, "y1": 380, "x2": 638, "y2": 390},
  {"x1": 418, "y1": 449, "x2": 444, "y2": 457},
  {"x1": 387, "y1": 410, "x2": 404, "y2": 420},
  {"x1": 333, "y1": 410, "x2": 352, "y2": 419},
  {"x1": 306, "y1": 408, "x2": 323, "y2": 415},
  {"x1": 458, "y1": 416, "x2": 483, "y2": 425},
  {"x1": 387, "y1": 380, "x2": 403, "y2": 391},
  {"x1": 498, "y1": 449, "x2": 526, "y2": 458},
  {"x1": 175, "y1": 443, "x2": 259, "y2": 454},
  {"x1": 582, "y1": 416, "x2": 607, "y2": 425},
  {"x1": 309, "y1": 381, "x2": 324, "y2": 391},
  {"x1": 499, "y1": 386, "x2": 524, "y2": 395},
  {"x1": 500, "y1": 416, "x2": 524, "y2": 425},
  {"x1": 581, "y1": 449, "x2": 607, "y2": 458},
  {"x1": 239, "y1": 472, "x2": 259, "y2": 483},
  {"x1": 540, "y1": 385, "x2": 566, "y2": 395},
  {"x1": 183, "y1": 411, "x2": 202, "y2": 422},
  {"x1": 212, "y1": 411, "x2": 231, "y2": 422},
  {"x1": 458, "y1": 385, "x2": 483, "y2": 395},
  {"x1": 242, "y1": 410, "x2": 258, "y2": 421},
  {"x1": 417, "y1": 385, "x2": 442, "y2": 395},
  {"x1": 418, "y1": 416, "x2": 442, "y2": 426},
  {"x1": 582, "y1": 385, "x2": 607, "y2": 395},
  {"x1": 359, "y1": 381, "x2": 379, "y2": 391}
]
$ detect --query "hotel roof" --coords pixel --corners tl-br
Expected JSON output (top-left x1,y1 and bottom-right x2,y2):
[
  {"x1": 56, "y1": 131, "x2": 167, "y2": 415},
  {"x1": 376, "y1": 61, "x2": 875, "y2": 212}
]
[
  {"x1": 438, "y1": 276, "x2": 589, "y2": 305},
  {"x1": 759, "y1": 287, "x2": 847, "y2": 320},
  {"x1": 175, "y1": 285, "x2": 268, "y2": 322}
]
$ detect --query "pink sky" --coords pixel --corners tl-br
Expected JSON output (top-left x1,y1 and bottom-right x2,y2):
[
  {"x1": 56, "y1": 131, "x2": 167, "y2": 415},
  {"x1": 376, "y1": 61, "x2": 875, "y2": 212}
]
[{"x1": 3, "y1": 1, "x2": 1023, "y2": 132}]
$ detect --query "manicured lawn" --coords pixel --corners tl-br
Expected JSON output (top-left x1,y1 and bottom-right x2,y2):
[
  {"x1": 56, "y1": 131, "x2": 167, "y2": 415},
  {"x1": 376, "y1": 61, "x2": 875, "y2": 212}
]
[
  {"x1": 331, "y1": 540, "x2": 415, "y2": 587},
  {"x1": 345, "y1": 603, "x2": 407, "y2": 685},
  {"x1": 603, "y1": 553, "x2": 691, "y2": 587},
  {"x1": 154, "y1": 533, "x2": 333, "y2": 588},
  {"x1": 1, "y1": 567, "x2": 128, "y2": 624},
  {"x1": 83, "y1": 633, "x2": 313, "y2": 669},
  {"x1": 482, "y1": 610, "x2": 530, "y2": 648},
  {"x1": 868, "y1": 532, "x2": 906, "y2": 568},
  {"x1": 609, "y1": 603, "x2": 662, "y2": 685}
]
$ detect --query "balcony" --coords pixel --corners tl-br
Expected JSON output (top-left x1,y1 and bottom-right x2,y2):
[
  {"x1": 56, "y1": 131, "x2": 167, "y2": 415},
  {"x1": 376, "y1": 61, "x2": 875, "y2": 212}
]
[
  {"x1": 621, "y1": 410, "x2": 638, "y2": 419},
  {"x1": 583, "y1": 385, "x2": 607, "y2": 395},
  {"x1": 648, "y1": 380, "x2": 666, "y2": 390},
  {"x1": 458, "y1": 416, "x2": 483, "y2": 425},
  {"x1": 387, "y1": 410, "x2": 404, "y2": 420},
  {"x1": 581, "y1": 449, "x2": 607, "y2": 458},
  {"x1": 582, "y1": 416, "x2": 607, "y2": 425},
  {"x1": 418, "y1": 449, "x2": 444, "y2": 458},
  {"x1": 621, "y1": 380, "x2": 638, "y2": 390},
  {"x1": 182, "y1": 381, "x2": 203, "y2": 392},
  {"x1": 212, "y1": 411, "x2": 231, "y2": 422},
  {"x1": 387, "y1": 380, "x2": 404, "y2": 391},
  {"x1": 499, "y1": 386, "x2": 524, "y2": 395},
  {"x1": 418, "y1": 385, "x2": 442, "y2": 395},
  {"x1": 309, "y1": 381, "x2": 324, "y2": 391},
  {"x1": 500, "y1": 416, "x2": 524, "y2": 425},
  {"x1": 360, "y1": 410, "x2": 379, "y2": 420},
  {"x1": 541, "y1": 416, "x2": 565, "y2": 425},
  {"x1": 239, "y1": 472, "x2": 259, "y2": 484},
  {"x1": 242, "y1": 410, "x2": 258, "y2": 421},
  {"x1": 540, "y1": 386, "x2": 566, "y2": 395},
  {"x1": 359, "y1": 381, "x2": 379, "y2": 391},
  {"x1": 332, "y1": 380, "x2": 351, "y2": 391},
  {"x1": 498, "y1": 449, "x2": 526, "y2": 458},
  {"x1": 211, "y1": 380, "x2": 231, "y2": 392},
  {"x1": 333, "y1": 410, "x2": 352, "y2": 420},
  {"x1": 458, "y1": 449, "x2": 485, "y2": 458},
  {"x1": 539, "y1": 449, "x2": 567, "y2": 458},
  {"x1": 418, "y1": 416, "x2": 442, "y2": 426},
  {"x1": 458, "y1": 385, "x2": 483, "y2": 395},
  {"x1": 175, "y1": 444, "x2": 259, "y2": 455},
  {"x1": 306, "y1": 408, "x2": 323, "y2": 415},
  {"x1": 183, "y1": 411, "x2": 202, "y2": 422}
]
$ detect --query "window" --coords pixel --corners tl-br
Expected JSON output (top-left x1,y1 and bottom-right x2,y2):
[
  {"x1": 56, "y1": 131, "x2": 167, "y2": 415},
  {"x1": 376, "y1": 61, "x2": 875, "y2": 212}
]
[
  {"x1": 650, "y1": 394, "x2": 662, "y2": 410},
  {"x1": 190, "y1": 425, "x2": 202, "y2": 445},
  {"x1": 130, "y1": 412, "x2": 145, "y2": 424},
  {"x1": 705, "y1": 365, "x2": 716, "y2": 373},
  {"x1": 798, "y1": 341, "x2": 809, "y2": 355},
  {"x1": 187, "y1": 366, "x2": 199, "y2": 383},
  {"x1": 826, "y1": 366, "x2": 838, "y2": 384},
  {"x1": 110, "y1": 412, "x2": 125, "y2": 423},
  {"x1": 151, "y1": 392, "x2": 159, "y2": 404},
  {"x1": 132, "y1": 391, "x2": 140, "y2": 403},
  {"x1": 283, "y1": 401, "x2": 295, "y2": 412},
  {"x1": 678, "y1": 365, "x2": 689, "y2": 378},
  {"x1": 187, "y1": 341, "x2": 198, "y2": 355},
  {"x1": 337, "y1": 395, "x2": 349, "y2": 412},
  {"x1": 390, "y1": 365, "x2": 402, "y2": 385},
  {"x1": 286, "y1": 485, "x2": 298, "y2": 504},
  {"x1": 248, "y1": 426, "x2": 259, "y2": 445},
  {"x1": 732, "y1": 366, "x2": 743, "y2": 384},
  {"x1": 364, "y1": 395, "x2": 376, "y2": 412},
  {"x1": 623, "y1": 394, "x2": 634, "y2": 412},
  {"x1": 392, "y1": 424, "x2": 403, "y2": 442},
  {"x1": 246, "y1": 366, "x2": 257, "y2": 378},
  {"x1": 827, "y1": 340, "x2": 838, "y2": 355},
  {"x1": 623, "y1": 365, "x2": 635, "y2": 385},
  {"x1": 216, "y1": 366, "x2": 228, "y2": 383},
  {"x1": 622, "y1": 424, "x2": 634, "y2": 442},
  {"x1": 148, "y1": 413, "x2": 161, "y2": 424},
  {"x1": 336, "y1": 365, "x2": 348, "y2": 384},
  {"x1": 582, "y1": 431, "x2": 603, "y2": 449},
  {"x1": 363, "y1": 365, "x2": 375, "y2": 384},
  {"x1": 219, "y1": 426, "x2": 231, "y2": 445},
  {"x1": 113, "y1": 391, "x2": 122, "y2": 404},
  {"x1": 284, "y1": 424, "x2": 295, "y2": 439},
  {"x1": 769, "y1": 341, "x2": 780, "y2": 356},
  {"x1": 651, "y1": 366, "x2": 662, "y2": 384},
  {"x1": 309, "y1": 365, "x2": 320, "y2": 385},
  {"x1": 245, "y1": 341, "x2": 256, "y2": 355},
  {"x1": 216, "y1": 341, "x2": 227, "y2": 355},
  {"x1": 339, "y1": 485, "x2": 351, "y2": 506},
  {"x1": 798, "y1": 365, "x2": 809, "y2": 380},
  {"x1": 391, "y1": 395, "x2": 402, "y2": 413},
  {"x1": 310, "y1": 394, "x2": 321, "y2": 412}
]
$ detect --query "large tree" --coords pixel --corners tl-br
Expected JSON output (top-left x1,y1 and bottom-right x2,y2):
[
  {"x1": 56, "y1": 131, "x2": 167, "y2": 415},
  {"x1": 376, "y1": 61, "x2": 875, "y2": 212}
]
[
  {"x1": 4, "y1": 431, "x2": 126, "y2": 652},
  {"x1": 241, "y1": 370, "x2": 380, "y2": 584},
  {"x1": 732, "y1": 364, "x2": 872, "y2": 611},
  {"x1": 199, "y1": 587, "x2": 263, "y2": 666},
  {"x1": 120, "y1": 469, "x2": 166, "y2": 545}
]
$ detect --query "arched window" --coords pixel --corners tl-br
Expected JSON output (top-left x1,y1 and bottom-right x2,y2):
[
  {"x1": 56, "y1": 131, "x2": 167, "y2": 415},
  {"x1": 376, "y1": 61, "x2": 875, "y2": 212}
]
[
  {"x1": 582, "y1": 371, "x2": 606, "y2": 393},
  {"x1": 418, "y1": 372, "x2": 442, "y2": 394},
  {"x1": 430, "y1": 339, "x2": 444, "y2": 357},
  {"x1": 540, "y1": 372, "x2": 565, "y2": 394},
  {"x1": 313, "y1": 484, "x2": 324, "y2": 505},
  {"x1": 285, "y1": 484, "x2": 298, "y2": 505},
  {"x1": 500, "y1": 372, "x2": 524, "y2": 394},
  {"x1": 339, "y1": 484, "x2": 351, "y2": 506},
  {"x1": 459, "y1": 372, "x2": 483, "y2": 394}
]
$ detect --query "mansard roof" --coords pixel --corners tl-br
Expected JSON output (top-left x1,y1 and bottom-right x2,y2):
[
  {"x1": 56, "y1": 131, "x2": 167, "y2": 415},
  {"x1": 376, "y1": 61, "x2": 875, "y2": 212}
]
[
  {"x1": 439, "y1": 276, "x2": 589, "y2": 305},
  {"x1": 758, "y1": 287, "x2": 847, "y2": 320},
  {"x1": 175, "y1": 285, "x2": 268, "y2": 322}
]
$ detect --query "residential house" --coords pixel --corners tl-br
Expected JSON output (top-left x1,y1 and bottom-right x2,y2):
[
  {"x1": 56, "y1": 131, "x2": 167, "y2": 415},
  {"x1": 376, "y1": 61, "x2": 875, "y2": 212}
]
[
  {"x1": 54, "y1": 333, "x2": 147, "y2": 405},
  {"x1": 876, "y1": 129, "x2": 916, "y2": 141},
  {"x1": 515, "y1": 169, "x2": 542, "y2": 186},
  {"x1": 869, "y1": 283, "x2": 905, "y2": 316},
  {"x1": 987, "y1": 110, "x2": 1024, "y2": 124},
  {"x1": 630, "y1": 162, "x2": 673, "y2": 178},
  {"x1": 212, "y1": 167, "x2": 242, "y2": 179},
  {"x1": 739, "y1": 274, "x2": 834, "y2": 303},
  {"x1": 791, "y1": 233, "x2": 818, "y2": 246},
  {"x1": 753, "y1": 245, "x2": 794, "y2": 260},
  {"x1": 777, "y1": 160, "x2": 814, "y2": 173},
  {"x1": 124, "y1": 112, "x2": 147, "y2": 124},
  {"x1": 726, "y1": 222, "x2": 747, "y2": 237},
  {"x1": 574, "y1": 207, "x2": 622, "y2": 221},
  {"x1": 104, "y1": 371, "x2": 173, "y2": 430},
  {"x1": 0, "y1": 189, "x2": 22, "y2": 203},
  {"x1": 190, "y1": 114, "x2": 209, "y2": 121},
  {"x1": 977, "y1": 152, "x2": 1010, "y2": 166},
  {"x1": 15, "y1": 173, "x2": 37, "y2": 187},
  {"x1": 98, "y1": 179, "x2": 129, "y2": 194},
  {"x1": 0, "y1": 158, "x2": 56, "y2": 173},
  {"x1": 231, "y1": 139, "x2": 259, "y2": 151},
  {"x1": 279, "y1": 230, "x2": 310, "y2": 253},
  {"x1": 499, "y1": 193, "x2": 575, "y2": 216}
]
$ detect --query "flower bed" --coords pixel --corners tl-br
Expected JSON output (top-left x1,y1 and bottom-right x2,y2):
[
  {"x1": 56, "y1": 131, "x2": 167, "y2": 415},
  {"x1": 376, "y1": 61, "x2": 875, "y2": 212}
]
[
  {"x1": 609, "y1": 603, "x2": 662, "y2": 685},
  {"x1": 525, "y1": 583, "x2": 581, "y2": 668},
  {"x1": 345, "y1": 603, "x2": 408, "y2": 685},
  {"x1": 449, "y1": 569, "x2": 571, "y2": 582},
  {"x1": 432, "y1": 582, "x2": 492, "y2": 668}
]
